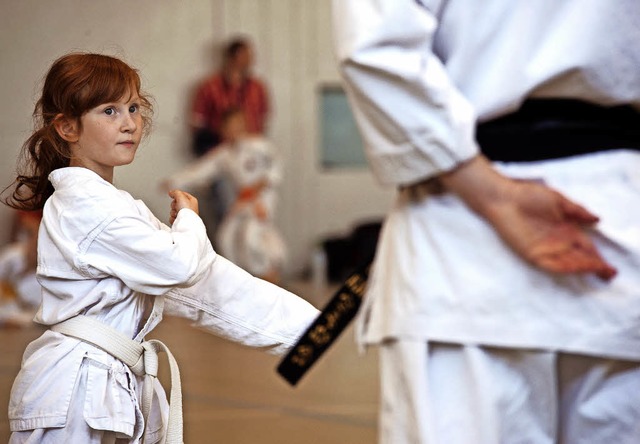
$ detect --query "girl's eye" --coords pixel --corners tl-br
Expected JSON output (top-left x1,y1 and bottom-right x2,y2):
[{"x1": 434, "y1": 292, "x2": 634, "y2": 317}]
[
  {"x1": 104, "y1": 107, "x2": 115, "y2": 116},
  {"x1": 129, "y1": 104, "x2": 139, "y2": 113}
]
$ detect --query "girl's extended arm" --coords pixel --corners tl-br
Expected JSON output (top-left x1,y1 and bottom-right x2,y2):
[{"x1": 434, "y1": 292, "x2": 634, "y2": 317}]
[{"x1": 164, "y1": 254, "x2": 320, "y2": 356}]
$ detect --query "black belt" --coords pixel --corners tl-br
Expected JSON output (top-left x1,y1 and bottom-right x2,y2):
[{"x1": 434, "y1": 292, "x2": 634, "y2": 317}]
[
  {"x1": 277, "y1": 255, "x2": 373, "y2": 386},
  {"x1": 477, "y1": 99, "x2": 640, "y2": 162}
]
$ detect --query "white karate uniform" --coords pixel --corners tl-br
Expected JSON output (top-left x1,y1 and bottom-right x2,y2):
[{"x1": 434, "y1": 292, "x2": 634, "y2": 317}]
[
  {"x1": 167, "y1": 136, "x2": 286, "y2": 277},
  {"x1": 9, "y1": 167, "x2": 318, "y2": 443},
  {"x1": 332, "y1": 0, "x2": 640, "y2": 442}
]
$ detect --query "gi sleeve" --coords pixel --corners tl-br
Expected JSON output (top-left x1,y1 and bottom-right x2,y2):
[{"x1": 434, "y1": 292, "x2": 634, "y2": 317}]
[
  {"x1": 163, "y1": 254, "x2": 320, "y2": 356},
  {"x1": 332, "y1": 0, "x2": 479, "y2": 186},
  {"x1": 79, "y1": 208, "x2": 216, "y2": 296}
]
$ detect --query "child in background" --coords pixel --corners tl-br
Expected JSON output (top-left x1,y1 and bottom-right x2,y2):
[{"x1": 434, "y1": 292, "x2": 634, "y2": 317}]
[
  {"x1": 0, "y1": 210, "x2": 42, "y2": 328},
  {"x1": 161, "y1": 107, "x2": 287, "y2": 283},
  {"x1": 3, "y1": 52, "x2": 317, "y2": 444}
]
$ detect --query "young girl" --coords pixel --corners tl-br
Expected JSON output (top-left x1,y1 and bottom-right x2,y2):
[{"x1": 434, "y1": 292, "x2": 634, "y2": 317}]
[
  {"x1": 162, "y1": 108, "x2": 286, "y2": 284},
  {"x1": 3, "y1": 53, "x2": 318, "y2": 444}
]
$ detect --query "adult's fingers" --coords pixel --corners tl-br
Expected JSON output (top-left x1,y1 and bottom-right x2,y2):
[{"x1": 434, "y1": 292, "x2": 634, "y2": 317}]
[
  {"x1": 532, "y1": 240, "x2": 617, "y2": 280},
  {"x1": 559, "y1": 195, "x2": 600, "y2": 225}
]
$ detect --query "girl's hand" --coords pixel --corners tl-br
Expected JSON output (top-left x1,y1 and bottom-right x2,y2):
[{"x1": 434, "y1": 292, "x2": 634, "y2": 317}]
[
  {"x1": 168, "y1": 190, "x2": 199, "y2": 225},
  {"x1": 438, "y1": 156, "x2": 617, "y2": 280}
]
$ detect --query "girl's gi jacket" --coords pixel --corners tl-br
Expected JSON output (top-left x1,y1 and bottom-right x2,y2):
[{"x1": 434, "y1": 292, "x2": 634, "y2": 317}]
[{"x1": 9, "y1": 167, "x2": 318, "y2": 441}]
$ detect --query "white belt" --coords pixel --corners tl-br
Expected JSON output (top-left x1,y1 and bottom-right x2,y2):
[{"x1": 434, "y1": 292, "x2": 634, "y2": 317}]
[{"x1": 51, "y1": 315, "x2": 183, "y2": 444}]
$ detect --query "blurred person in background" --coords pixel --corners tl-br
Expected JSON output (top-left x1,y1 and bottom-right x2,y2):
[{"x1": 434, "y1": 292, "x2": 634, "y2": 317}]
[
  {"x1": 190, "y1": 36, "x2": 271, "y2": 240},
  {"x1": 163, "y1": 108, "x2": 286, "y2": 284}
]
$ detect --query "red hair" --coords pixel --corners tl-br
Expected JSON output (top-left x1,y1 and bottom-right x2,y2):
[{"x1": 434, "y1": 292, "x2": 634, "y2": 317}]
[{"x1": 3, "y1": 53, "x2": 154, "y2": 210}]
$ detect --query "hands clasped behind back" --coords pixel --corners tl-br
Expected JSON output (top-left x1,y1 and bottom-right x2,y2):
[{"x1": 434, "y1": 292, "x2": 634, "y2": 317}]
[{"x1": 434, "y1": 155, "x2": 617, "y2": 281}]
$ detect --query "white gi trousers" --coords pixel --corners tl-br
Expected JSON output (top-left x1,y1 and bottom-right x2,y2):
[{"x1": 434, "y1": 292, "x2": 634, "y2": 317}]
[{"x1": 379, "y1": 341, "x2": 640, "y2": 444}]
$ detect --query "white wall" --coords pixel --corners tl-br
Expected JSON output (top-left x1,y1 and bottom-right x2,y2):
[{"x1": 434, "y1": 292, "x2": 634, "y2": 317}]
[{"x1": 0, "y1": 0, "x2": 394, "y2": 276}]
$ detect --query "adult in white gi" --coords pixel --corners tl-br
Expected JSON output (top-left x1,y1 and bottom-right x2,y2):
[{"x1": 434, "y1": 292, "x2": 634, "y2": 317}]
[
  {"x1": 9, "y1": 167, "x2": 318, "y2": 443},
  {"x1": 164, "y1": 134, "x2": 287, "y2": 282},
  {"x1": 332, "y1": 1, "x2": 640, "y2": 442}
]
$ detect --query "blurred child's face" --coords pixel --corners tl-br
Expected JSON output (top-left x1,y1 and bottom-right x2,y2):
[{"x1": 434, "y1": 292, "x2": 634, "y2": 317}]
[
  {"x1": 69, "y1": 93, "x2": 143, "y2": 182},
  {"x1": 221, "y1": 113, "x2": 248, "y2": 143}
]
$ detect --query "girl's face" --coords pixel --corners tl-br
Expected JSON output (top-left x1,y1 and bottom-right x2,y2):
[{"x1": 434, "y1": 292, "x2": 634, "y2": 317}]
[{"x1": 69, "y1": 93, "x2": 143, "y2": 182}]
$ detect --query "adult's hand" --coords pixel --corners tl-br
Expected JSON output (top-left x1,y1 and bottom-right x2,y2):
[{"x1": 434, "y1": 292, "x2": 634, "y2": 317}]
[{"x1": 438, "y1": 155, "x2": 617, "y2": 280}]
